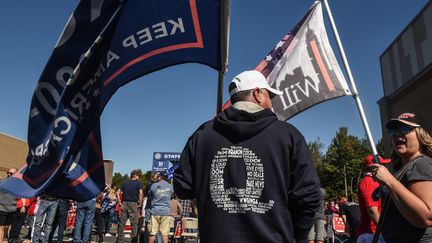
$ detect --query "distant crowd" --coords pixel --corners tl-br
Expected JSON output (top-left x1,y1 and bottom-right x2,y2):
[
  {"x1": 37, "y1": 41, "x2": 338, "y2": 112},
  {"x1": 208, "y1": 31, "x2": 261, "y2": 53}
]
[{"x1": 0, "y1": 169, "x2": 197, "y2": 243}]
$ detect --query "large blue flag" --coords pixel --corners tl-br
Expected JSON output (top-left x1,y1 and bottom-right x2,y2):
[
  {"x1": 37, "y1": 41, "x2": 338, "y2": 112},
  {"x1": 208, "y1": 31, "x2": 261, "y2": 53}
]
[{"x1": 1, "y1": 0, "x2": 229, "y2": 201}]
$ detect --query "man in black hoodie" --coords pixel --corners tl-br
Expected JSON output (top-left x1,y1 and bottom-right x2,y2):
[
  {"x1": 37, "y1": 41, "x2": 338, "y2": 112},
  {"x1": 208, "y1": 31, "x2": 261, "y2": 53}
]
[{"x1": 174, "y1": 70, "x2": 321, "y2": 243}]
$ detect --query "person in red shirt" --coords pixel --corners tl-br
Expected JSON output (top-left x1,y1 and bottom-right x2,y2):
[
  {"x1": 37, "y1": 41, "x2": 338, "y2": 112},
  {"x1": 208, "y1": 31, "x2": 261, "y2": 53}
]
[
  {"x1": 356, "y1": 155, "x2": 390, "y2": 242},
  {"x1": 326, "y1": 201, "x2": 338, "y2": 214}
]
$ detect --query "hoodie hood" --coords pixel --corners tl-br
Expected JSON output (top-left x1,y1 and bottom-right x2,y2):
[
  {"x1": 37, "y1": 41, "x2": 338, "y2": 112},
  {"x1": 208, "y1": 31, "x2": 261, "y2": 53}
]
[{"x1": 214, "y1": 106, "x2": 278, "y2": 141}]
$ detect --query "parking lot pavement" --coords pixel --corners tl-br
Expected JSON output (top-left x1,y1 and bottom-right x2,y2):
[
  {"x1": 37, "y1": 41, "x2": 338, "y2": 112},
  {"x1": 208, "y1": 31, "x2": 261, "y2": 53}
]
[{"x1": 17, "y1": 224, "x2": 135, "y2": 243}]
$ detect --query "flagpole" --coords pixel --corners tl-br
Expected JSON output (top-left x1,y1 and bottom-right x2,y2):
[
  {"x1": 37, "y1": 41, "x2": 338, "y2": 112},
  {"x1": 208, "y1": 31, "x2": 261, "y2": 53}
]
[
  {"x1": 217, "y1": 0, "x2": 231, "y2": 113},
  {"x1": 217, "y1": 72, "x2": 225, "y2": 113},
  {"x1": 322, "y1": 0, "x2": 378, "y2": 156}
]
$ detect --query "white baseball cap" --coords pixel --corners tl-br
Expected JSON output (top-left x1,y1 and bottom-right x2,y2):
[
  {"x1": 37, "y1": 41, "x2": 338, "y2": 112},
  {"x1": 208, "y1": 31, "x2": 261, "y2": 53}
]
[{"x1": 229, "y1": 70, "x2": 283, "y2": 98}]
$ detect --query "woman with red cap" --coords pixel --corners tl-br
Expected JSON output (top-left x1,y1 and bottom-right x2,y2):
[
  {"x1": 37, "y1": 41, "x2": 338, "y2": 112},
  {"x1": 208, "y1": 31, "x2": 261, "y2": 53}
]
[{"x1": 369, "y1": 112, "x2": 432, "y2": 242}]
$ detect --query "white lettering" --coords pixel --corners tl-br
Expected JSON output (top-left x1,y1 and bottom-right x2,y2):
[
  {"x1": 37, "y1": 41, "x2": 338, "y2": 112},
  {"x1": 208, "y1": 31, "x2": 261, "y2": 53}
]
[
  {"x1": 56, "y1": 66, "x2": 74, "y2": 88},
  {"x1": 123, "y1": 35, "x2": 138, "y2": 48},
  {"x1": 294, "y1": 78, "x2": 320, "y2": 97},
  {"x1": 152, "y1": 22, "x2": 168, "y2": 39},
  {"x1": 36, "y1": 82, "x2": 61, "y2": 115},
  {"x1": 168, "y1": 18, "x2": 185, "y2": 34},
  {"x1": 35, "y1": 143, "x2": 44, "y2": 157},
  {"x1": 164, "y1": 154, "x2": 180, "y2": 159},
  {"x1": 279, "y1": 86, "x2": 301, "y2": 110},
  {"x1": 291, "y1": 85, "x2": 300, "y2": 104},
  {"x1": 106, "y1": 50, "x2": 120, "y2": 68},
  {"x1": 50, "y1": 131, "x2": 63, "y2": 142},
  {"x1": 137, "y1": 27, "x2": 153, "y2": 45},
  {"x1": 54, "y1": 116, "x2": 72, "y2": 135},
  {"x1": 122, "y1": 18, "x2": 186, "y2": 49},
  {"x1": 70, "y1": 93, "x2": 87, "y2": 116},
  {"x1": 209, "y1": 146, "x2": 274, "y2": 214}
]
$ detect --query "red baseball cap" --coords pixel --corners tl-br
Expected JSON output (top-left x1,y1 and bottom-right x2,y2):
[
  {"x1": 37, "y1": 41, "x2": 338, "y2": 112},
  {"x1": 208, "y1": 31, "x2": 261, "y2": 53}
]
[{"x1": 364, "y1": 154, "x2": 391, "y2": 165}]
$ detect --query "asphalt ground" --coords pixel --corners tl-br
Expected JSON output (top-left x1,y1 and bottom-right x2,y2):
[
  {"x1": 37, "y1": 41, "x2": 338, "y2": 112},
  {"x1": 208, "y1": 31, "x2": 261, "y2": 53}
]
[
  {"x1": 17, "y1": 224, "x2": 134, "y2": 243},
  {"x1": 16, "y1": 224, "x2": 197, "y2": 243}
]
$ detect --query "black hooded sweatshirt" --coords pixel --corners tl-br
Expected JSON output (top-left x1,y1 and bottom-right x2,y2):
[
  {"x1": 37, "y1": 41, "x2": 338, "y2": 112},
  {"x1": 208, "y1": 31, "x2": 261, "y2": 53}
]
[{"x1": 174, "y1": 106, "x2": 321, "y2": 243}]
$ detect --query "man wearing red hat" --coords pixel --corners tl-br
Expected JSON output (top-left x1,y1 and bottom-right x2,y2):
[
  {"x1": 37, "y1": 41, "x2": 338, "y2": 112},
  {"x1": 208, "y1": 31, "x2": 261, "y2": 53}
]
[{"x1": 356, "y1": 155, "x2": 390, "y2": 242}]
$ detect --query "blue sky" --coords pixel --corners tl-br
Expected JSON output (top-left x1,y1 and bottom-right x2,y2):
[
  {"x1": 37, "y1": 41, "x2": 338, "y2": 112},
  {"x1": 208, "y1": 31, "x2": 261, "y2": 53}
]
[{"x1": 0, "y1": 1, "x2": 428, "y2": 175}]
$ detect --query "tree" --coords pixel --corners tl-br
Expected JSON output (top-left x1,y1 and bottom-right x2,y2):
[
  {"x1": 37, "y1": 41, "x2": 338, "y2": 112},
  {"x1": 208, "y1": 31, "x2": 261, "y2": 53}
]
[
  {"x1": 112, "y1": 172, "x2": 129, "y2": 188},
  {"x1": 111, "y1": 170, "x2": 153, "y2": 193},
  {"x1": 308, "y1": 137, "x2": 324, "y2": 177},
  {"x1": 320, "y1": 127, "x2": 370, "y2": 201},
  {"x1": 140, "y1": 170, "x2": 153, "y2": 190}
]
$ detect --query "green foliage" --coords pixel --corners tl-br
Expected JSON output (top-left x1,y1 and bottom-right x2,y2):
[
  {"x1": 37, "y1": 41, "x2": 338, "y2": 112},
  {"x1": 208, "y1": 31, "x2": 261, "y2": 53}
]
[
  {"x1": 319, "y1": 127, "x2": 370, "y2": 201},
  {"x1": 111, "y1": 170, "x2": 153, "y2": 191},
  {"x1": 308, "y1": 138, "x2": 324, "y2": 177},
  {"x1": 112, "y1": 172, "x2": 129, "y2": 188},
  {"x1": 140, "y1": 170, "x2": 153, "y2": 189}
]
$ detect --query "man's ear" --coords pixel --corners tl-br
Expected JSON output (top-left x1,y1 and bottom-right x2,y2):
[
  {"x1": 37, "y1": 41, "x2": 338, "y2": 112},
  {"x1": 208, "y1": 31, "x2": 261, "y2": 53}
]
[{"x1": 252, "y1": 88, "x2": 262, "y2": 103}]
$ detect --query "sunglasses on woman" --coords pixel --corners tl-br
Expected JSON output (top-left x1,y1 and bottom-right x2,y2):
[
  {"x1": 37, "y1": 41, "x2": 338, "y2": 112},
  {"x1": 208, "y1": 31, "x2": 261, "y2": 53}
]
[{"x1": 387, "y1": 125, "x2": 415, "y2": 136}]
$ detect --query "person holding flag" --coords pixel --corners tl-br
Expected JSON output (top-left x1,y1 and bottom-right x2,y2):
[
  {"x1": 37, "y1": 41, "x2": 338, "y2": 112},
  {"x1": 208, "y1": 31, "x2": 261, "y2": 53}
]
[
  {"x1": 369, "y1": 113, "x2": 432, "y2": 242},
  {"x1": 174, "y1": 70, "x2": 322, "y2": 243}
]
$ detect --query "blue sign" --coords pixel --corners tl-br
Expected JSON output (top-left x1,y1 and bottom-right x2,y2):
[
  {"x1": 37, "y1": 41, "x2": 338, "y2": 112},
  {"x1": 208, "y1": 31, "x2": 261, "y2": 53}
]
[{"x1": 152, "y1": 152, "x2": 181, "y2": 173}]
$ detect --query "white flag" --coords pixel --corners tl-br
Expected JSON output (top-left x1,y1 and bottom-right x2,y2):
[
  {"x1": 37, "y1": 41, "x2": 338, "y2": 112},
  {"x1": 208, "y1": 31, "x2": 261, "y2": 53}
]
[{"x1": 256, "y1": 1, "x2": 351, "y2": 120}]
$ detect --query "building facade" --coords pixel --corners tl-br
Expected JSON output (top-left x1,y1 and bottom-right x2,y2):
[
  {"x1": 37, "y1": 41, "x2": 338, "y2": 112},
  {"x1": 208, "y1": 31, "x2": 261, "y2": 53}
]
[
  {"x1": 0, "y1": 132, "x2": 115, "y2": 186},
  {"x1": 378, "y1": 1, "x2": 432, "y2": 155},
  {"x1": 0, "y1": 133, "x2": 28, "y2": 179}
]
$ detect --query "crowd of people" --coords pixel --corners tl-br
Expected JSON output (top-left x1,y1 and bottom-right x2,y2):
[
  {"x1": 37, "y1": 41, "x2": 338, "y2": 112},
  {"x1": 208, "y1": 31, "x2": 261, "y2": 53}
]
[
  {"x1": 1, "y1": 70, "x2": 432, "y2": 243},
  {"x1": 0, "y1": 169, "x2": 197, "y2": 243}
]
